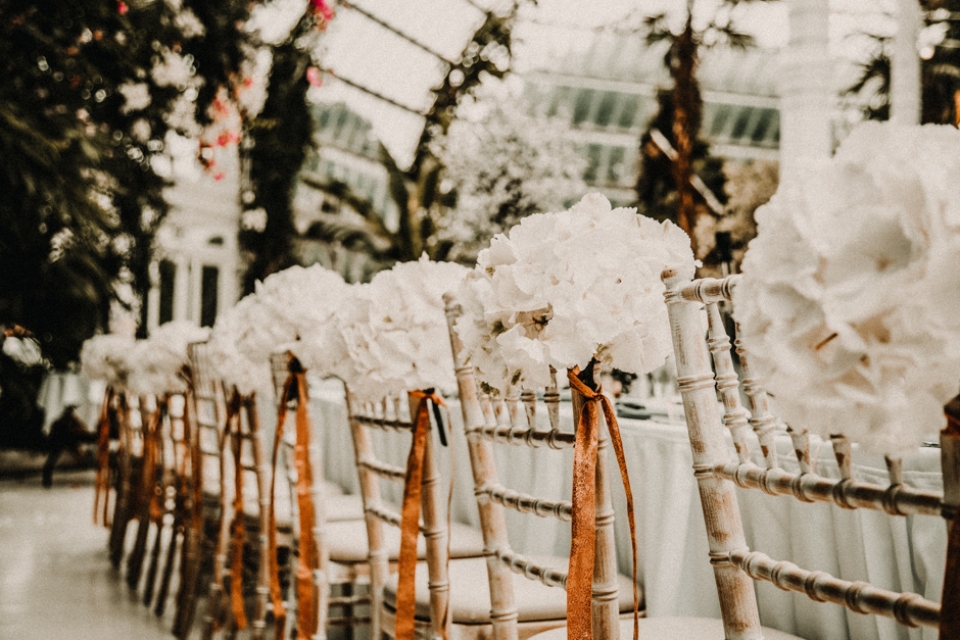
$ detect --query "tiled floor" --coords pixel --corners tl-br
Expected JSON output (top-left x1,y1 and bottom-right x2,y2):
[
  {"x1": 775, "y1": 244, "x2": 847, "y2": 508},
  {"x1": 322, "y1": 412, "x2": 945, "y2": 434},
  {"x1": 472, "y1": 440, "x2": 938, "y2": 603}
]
[{"x1": 0, "y1": 470, "x2": 175, "y2": 640}]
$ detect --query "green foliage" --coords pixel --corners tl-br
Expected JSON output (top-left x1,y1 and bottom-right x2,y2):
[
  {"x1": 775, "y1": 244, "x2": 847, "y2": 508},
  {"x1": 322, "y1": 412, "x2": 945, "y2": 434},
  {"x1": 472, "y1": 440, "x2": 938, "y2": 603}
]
[
  {"x1": 846, "y1": 4, "x2": 960, "y2": 126},
  {"x1": 240, "y1": 14, "x2": 318, "y2": 294},
  {"x1": 0, "y1": 1, "x2": 259, "y2": 365},
  {"x1": 302, "y1": 3, "x2": 527, "y2": 273}
]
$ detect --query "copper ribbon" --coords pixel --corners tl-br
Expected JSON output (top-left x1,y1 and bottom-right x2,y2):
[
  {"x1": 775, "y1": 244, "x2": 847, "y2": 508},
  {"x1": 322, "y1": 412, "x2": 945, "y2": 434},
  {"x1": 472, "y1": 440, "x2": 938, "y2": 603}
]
[
  {"x1": 267, "y1": 359, "x2": 320, "y2": 640},
  {"x1": 148, "y1": 398, "x2": 168, "y2": 525},
  {"x1": 227, "y1": 389, "x2": 250, "y2": 630},
  {"x1": 394, "y1": 390, "x2": 447, "y2": 640},
  {"x1": 940, "y1": 407, "x2": 960, "y2": 640},
  {"x1": 566, "y1": 367, "x2": 640, "y2": 640},
  {"x1": 94, "y1": 387, "x2": 114, "y2": 527}
]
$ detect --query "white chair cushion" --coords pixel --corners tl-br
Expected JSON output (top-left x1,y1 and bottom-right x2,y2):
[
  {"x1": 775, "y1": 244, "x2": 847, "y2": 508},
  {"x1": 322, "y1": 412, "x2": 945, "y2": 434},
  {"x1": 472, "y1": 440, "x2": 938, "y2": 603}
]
[
  {"x1": 323, "y1": 494, "x2": 365, "y2": 522},
  {"x1": 382, "y1": 556, "x2": 642, "y2": 624},
  {"x1": 327, "y1": 519, "x2": 485, "y2": 564},
  {"x1": 529, "y1": 616, "x2": 805, "y2": 640}
]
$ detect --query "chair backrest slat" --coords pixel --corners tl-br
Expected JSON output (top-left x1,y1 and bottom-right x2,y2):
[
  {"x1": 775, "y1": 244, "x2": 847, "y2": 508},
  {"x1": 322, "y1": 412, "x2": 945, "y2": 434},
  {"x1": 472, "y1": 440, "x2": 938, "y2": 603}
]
[{"x1": 663, "y1": 271, "x2": 948, "y2": 635}]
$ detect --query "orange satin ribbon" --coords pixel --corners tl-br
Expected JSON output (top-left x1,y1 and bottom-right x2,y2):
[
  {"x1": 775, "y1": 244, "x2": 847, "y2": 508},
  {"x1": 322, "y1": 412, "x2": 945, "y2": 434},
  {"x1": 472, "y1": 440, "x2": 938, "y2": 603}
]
[
  {"x1": 227, "y1": 389, "x2": 249, "y2": 630},
  {"x1": 394, "y1": 389, "x2": 448, "y2": 640},
  {"x1": 148, "y1": 398, "x2": 168, "y2": 525},
  {"x1": 940, "y1": 407, "x2": 960, "y2": 640},
  {"x1": 566, "y1": 367, "x2": 639, "y2": 640},
  {"x1": 94, "y1": 387, "x2": 114, "y2": 527},
  {"x1": 267, "y1": 358, "x2": 320, "y2": 640}
]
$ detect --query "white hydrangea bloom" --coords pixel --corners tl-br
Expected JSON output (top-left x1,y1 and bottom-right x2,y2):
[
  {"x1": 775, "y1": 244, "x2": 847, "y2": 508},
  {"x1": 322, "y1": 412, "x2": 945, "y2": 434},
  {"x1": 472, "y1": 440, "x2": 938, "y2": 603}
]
[
  {"x1": 127, "y1": 321, "x2": 210, "y2": 395},
  {"x1": 206, "y1": 295, "x2": 274, "y2": 397},
  {"x1": 238, "y1": 265, "x2": 347, "y2": 369},
  {"x1": 329, "y1": 255, "x2": 469, "y2": 402},
  {"x1": 456, "y1": 193, "x2": 697, "y2": 393},
  {"x1": 80, "y1": 334, "x2": 136, "y2": 388},
  {"x1": 735, "y1": 122, "x2": 960, "y2": 455}
]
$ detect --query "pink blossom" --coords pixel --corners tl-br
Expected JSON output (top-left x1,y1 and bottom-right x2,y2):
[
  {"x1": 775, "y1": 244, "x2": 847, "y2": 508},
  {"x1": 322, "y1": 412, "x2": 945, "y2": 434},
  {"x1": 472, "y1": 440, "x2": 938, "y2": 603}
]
[
  {"x1": 118, "y1": 1, "x2": 128, "y2": 15},
  {"x1": 306, "y1": 67, "x2": 323, "y2": 88},
  {"x1": 310, "y1": 0, "x2": 334, "y2": 22}
]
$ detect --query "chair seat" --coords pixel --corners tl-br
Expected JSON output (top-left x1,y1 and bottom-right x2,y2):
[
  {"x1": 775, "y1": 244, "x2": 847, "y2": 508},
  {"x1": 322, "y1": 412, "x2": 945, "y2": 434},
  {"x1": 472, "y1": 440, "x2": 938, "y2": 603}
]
[
  {"x1": 321, "y1": 480, "x2": 345, "y2": 495},
  {"x1": 382, "y1": 556, "x2": 642, "y2": 624},
  {"x1": 327, "y1": 519, "x2": 485, "y2": 564},
  {"x1": 323, "y1": 493, "x2": 366, "y2": 522},
  {"x1": 528, "y1": 616, "x2": 805, "y2": 640}
]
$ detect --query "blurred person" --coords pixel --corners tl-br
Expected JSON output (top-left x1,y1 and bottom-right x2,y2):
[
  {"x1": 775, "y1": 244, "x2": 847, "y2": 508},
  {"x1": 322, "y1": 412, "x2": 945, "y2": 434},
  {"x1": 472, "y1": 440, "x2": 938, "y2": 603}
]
[{"x1": 42, "y1": 404, "x2": 96, "y2": 487}]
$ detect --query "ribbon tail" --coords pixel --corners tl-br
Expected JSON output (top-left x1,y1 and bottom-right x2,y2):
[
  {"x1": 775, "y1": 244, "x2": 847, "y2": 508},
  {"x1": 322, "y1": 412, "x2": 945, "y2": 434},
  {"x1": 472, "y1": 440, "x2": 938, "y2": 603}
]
[
  {"x1": 94, "y1": 388, "x2": 113, "y2": 527},
  {"x1": 567, "y1": 400, "x2": 600, "y2": 640},
  {"x1": 229, "y1": 396, "x2": 249, "y2": 630},
  {"x1": 601, "y1": 400, "x2": 640, "y2": 640},
  {"x1": 294, "y1": 372, "x2": 319, "y2": 639},
  {"x1": 394, "y1": 394, "x2": 433, "y2": 640}
]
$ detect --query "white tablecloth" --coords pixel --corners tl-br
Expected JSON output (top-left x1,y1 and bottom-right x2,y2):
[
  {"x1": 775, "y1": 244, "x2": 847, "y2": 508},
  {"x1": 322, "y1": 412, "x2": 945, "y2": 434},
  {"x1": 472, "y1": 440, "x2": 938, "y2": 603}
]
[{"x1": 267, "y1": 380, "x2": 946, "y2": 640}]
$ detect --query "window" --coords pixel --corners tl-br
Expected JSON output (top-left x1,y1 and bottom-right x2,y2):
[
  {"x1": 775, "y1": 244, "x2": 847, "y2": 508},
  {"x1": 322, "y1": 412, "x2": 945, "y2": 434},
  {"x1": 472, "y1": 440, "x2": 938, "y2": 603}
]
[
  {"x1": 750, "y1": 109, "x2": 776, "y2": 144},
  {"x1": 573, "y1": 89, "x2": 595, "y2": 126},
  {"x1": 606, "y1": 146, "x2": 626, "y2": 185},
  {"x1": 595, "y1": 91, "x2": 618, "y2": 127},
  {"x1": 709, "y1": 104, "x2": 732, "y2": 137},
  {"x1": 617, "y1": 94, "x2": 640, "y2": 129},
  {"x1": 200, "y1": 266, "x2": 219, "y2": 328},
  {"x1": 584, "y1": 144, "x2": 603, "y2": 182},
  {"x1": 159, "y1": 260, "x2": 176, "y2": 325},
  {"x1": 730, "y1": 108, "x2": 754, "y2": 141}
]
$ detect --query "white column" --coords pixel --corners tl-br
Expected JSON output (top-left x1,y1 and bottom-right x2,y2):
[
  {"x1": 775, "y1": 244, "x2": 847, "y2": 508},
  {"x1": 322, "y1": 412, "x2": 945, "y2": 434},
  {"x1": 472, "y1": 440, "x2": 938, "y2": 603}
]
[
  {"x1": 145, "y1": 260, "x2": 160, "y2": 333},
  {"x1": 779, "y1": 0, "x2": 833, "y2": 180},
  {"x1": 890, "y1": 0, "x2": 922, "y2": 125},
  {"x1": 173, "y1": 255, "x2": 190, "y2": 323},
  {"x1": 188, "y1": 256, "x2": 203, "y2": 323}
]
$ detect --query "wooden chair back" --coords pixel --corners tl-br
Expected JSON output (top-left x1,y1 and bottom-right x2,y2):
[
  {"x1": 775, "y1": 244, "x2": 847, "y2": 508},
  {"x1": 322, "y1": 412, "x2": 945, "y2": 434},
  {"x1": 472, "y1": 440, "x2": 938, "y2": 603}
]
[
  {"x1": 345, "y1": 384, "x2": 453, "y2": 640},
  {"x1": 661, "y1": 271, "x2": 955, "y2": 637},
  {"x1": 442, "y1": 294, "x2": 625, "y2": 640},
  {"x1": 269, "y1": 349, "x2": 338, "y2": 640}
]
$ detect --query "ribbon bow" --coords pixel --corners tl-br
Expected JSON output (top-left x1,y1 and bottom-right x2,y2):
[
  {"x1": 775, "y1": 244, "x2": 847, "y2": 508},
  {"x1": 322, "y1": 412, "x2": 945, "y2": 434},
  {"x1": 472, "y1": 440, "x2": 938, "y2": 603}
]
[
  {"x1": 566, "y1": 366, "x2": 639, "y2": 640},
  {"x1": 266, "y1": 356, "x2": 319, "y2": 640},
  {"x1": 395, "y1": 389, "x2": 448, "y2": 640}
]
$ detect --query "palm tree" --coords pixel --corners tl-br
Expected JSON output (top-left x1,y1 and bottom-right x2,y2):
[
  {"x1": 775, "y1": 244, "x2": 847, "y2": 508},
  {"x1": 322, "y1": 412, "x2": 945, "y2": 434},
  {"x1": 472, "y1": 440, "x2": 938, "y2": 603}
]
[{"x1": 635, "y1": 0, "x2": 770, "y2": 257}]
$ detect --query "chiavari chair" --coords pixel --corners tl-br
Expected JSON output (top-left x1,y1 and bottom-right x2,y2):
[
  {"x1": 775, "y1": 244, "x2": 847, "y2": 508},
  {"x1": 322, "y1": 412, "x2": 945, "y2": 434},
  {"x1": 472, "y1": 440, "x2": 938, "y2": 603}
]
[
  {"x1": 267, "y1": 351, "x2": 368, "y2": 640},
  {"x1": 108, "y1": 392, "x2": 147, "y2": 571},
  {"x1": 174, "y1": 341, "x2": 230, "y2": 639},
  {"x1": 346, "y1": 384, "x2": 487, "y2": 640},
  {"x1": 441, "y1": 294, "x2": 640, "y2": 640},
  {"x1": 641, "y1": 270, "x2": 960, "y2": 639}
]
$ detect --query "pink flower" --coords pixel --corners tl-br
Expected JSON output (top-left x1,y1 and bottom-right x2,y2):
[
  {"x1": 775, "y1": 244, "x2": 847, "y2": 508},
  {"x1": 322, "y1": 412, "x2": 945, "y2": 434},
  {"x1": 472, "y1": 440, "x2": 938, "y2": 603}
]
[
  {"x1": 306, "y1": 67, "x2": 323, "y2": 88},
  {"x1": 118, "y1": 1, "x2": 128, "y2": 15},
  {"x1": 213, "y1": 172, "x2": 225, "y2": 182},
  {"x1": 310, "y1": 0, "x2": 334, "y2": 22}
]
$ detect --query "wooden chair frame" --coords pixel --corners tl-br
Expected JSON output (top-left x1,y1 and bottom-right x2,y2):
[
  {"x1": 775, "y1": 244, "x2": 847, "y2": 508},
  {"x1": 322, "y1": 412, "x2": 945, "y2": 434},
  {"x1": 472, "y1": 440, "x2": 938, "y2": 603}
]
[
  {"x1": 443, "y1": 294, "x2": 627, "y2": 640},
  {"x1": 662, "y1": 270, "x2": 954, "y2": 637},
  {"x1": 346, "y1": 387, "x2": 453, "y2": 640}
]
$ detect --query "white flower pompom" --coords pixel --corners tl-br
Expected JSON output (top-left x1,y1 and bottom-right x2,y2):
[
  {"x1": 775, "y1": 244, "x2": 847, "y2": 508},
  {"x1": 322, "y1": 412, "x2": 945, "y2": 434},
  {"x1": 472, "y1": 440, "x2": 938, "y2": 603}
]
[
  {"x1": 206, "y1": 295, "x2": 274, "y2": 396},
  {"x1": 81, "y1": 334, "x2": 136, "y2": 387},
  {"x1": 126, "y1": 321, "x2": 211, "y2": 395},
  {"x1": 240, "y1": 264, "x2": 347, "y2": 369},
  {"x1": 329, "y1": 255, "x2": 469, "y2": 402},
  {"x1": 735, "y1": 122, "x2": 960, "y2": 455},
  {"x1": 456, "y1": 192, "x2": 697, "y2": 393}
]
